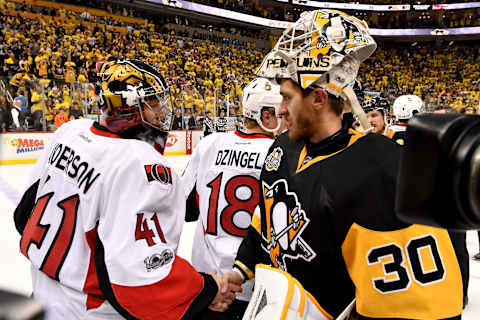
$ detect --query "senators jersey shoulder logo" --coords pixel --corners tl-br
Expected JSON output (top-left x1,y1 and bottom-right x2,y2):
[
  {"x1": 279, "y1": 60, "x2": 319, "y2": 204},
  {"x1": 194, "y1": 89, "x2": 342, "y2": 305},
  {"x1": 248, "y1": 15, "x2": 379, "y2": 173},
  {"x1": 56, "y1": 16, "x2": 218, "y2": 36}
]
[
  {"x1": 144, "y1": 164, "x2": 173, "y2": 185},
  {"x1": 261, "y1": 179, "x2": 316, "y2": 271}
]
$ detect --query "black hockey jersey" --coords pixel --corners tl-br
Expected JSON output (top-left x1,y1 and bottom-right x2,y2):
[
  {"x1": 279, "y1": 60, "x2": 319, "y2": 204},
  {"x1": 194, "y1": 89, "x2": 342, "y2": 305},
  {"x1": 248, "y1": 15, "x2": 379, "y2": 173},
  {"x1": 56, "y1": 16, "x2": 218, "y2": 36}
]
[
  {"x1": 203, "y1": 117, "x2": 214, "y2": 136},
  {"x1": 235, "y1": 129, "x2": 462, "y2": 319},
  {"x1": 388, "y1": 124, "x2": 407, "y2": 145}
]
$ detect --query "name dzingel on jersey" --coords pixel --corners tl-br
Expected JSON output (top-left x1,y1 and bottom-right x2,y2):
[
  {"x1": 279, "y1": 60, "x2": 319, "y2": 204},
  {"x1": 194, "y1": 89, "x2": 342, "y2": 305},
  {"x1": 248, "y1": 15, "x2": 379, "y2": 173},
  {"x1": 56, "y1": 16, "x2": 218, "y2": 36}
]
[
  {"x1": 48, "y1": 143, "x2": 100, "y2": 194},
  {"x1": 215, "y1": 149, "x2": 263, "y2": 170}
]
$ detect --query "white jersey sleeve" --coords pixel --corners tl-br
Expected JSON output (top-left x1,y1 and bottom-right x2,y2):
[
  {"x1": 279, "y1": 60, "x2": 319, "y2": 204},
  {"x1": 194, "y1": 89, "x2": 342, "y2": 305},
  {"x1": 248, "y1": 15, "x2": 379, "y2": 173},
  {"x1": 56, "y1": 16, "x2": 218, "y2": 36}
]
[{"x1": 16, "y1": 120, "x2": 215, "y2": 319}]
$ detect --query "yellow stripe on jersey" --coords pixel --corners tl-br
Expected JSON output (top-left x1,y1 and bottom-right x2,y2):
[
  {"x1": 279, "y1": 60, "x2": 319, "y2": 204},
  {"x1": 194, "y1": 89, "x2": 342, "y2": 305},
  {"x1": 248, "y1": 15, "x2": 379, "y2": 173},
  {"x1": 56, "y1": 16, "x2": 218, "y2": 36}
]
[
  {"x1": 342, "y1": 223, "x2": 462, "y2": 319},
  {"x1": 234, "y1": 260, "x2": 254, "y2": 280},
  {"x1": 386, "y1": 128, "x2": 395, "y2": 139},
  {"x1": 296, "y1": 129, "x2": 366, "y2": 173},
  {"x1": 250, "y1": 211, "x2": 261, "y2": 234}
]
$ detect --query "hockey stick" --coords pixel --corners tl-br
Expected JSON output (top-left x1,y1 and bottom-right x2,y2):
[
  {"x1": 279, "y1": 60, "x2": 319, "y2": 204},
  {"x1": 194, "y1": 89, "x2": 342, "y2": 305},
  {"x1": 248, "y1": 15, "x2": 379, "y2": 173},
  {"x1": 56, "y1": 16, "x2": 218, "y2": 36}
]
[
  {"x1": 344, "y1": 86, "x2": 372, "y2": 132},
  {"x1": 266, "y1": 208, "x2": 301, "y2": 249}
]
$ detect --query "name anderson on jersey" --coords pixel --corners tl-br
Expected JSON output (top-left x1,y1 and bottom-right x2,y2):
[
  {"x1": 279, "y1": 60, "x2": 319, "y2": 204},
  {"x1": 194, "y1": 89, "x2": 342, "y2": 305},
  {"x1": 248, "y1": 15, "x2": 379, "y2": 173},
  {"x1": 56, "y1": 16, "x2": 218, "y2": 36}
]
[
  {"x1": 48, "y1": 143, "x2": 100, "y2": 194},
  {"x1": 215, "y1": 149, "x2": 263, "y2": 170}
]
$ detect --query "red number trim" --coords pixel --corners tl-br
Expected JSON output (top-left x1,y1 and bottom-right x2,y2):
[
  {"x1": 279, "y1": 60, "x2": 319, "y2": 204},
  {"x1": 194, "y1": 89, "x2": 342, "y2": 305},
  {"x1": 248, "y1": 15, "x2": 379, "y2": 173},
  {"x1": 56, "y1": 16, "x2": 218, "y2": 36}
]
[
  {"x1": 41, "y1": 194, "x2": 80, "y2": 280},
  {"x1": 135, "y1": 213, "x2": 156, "y2": 246},
  {"x1": 221, "y1": 175, "x2": 259, "y2": 237},
  {"x1": 20, "y1": 192, "x2": 54, "y2": 259},
  {"x1": 151, "y1": 214, "x2": 167, "y2": 244},
  {"x1": 206, "y1": 173, "x2": 222, "y2": 235},
  {"x1": 205, "y1": 173, "x2": 260, "y2": 237}
]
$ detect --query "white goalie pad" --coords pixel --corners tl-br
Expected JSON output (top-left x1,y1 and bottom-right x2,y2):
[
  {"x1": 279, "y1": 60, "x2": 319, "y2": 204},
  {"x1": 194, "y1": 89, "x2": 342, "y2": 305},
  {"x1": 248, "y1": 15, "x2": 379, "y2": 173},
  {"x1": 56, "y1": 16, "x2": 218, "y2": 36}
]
[
  {"x1": 242, "y1": 264, "x2": 334, "y2": 320},
  {"x1": 335, "y1": 299, "x2": 355, "y2": 320}
]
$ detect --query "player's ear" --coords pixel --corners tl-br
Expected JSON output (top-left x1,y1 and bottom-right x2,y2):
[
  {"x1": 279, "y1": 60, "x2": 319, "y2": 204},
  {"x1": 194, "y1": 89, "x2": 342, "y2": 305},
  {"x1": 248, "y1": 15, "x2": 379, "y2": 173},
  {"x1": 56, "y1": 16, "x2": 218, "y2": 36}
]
[{"x1": 311, "y1": 87, "x2": 328, "y2": 112}]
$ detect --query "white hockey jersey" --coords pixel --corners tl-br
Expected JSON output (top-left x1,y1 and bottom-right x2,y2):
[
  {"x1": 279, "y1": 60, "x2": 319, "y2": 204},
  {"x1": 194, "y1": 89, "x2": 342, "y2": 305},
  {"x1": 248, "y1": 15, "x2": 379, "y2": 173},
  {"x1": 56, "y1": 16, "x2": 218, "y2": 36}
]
[
  {"x1": 16, "y1": 119, "x2": 211, "y2": 320},
  {"x1": 182, "y1": 130, "x2": 274, "y2": 301}
]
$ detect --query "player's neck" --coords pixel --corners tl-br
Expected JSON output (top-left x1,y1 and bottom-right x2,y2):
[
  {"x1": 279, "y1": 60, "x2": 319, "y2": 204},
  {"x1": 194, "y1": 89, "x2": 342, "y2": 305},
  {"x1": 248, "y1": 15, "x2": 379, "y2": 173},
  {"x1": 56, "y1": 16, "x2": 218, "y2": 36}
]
[{"x1": 309, "y1": 117, "x2": 342, "y2": 144}]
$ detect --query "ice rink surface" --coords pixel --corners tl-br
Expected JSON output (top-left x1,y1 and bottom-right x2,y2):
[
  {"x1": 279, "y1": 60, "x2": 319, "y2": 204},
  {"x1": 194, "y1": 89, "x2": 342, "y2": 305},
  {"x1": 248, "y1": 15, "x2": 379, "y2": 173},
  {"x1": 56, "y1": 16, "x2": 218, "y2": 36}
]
[{"x1": 1, "y1": 157, "x2": 479, "y2": 318}]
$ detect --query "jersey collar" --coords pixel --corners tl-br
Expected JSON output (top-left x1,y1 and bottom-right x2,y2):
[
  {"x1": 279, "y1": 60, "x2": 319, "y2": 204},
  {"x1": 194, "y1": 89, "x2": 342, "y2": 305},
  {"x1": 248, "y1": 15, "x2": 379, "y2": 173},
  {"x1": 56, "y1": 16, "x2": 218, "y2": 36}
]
[
  {"x1": 296, "y1": 129, "x2": 366, "y2": 173},
  {"x1": 234, "y1": 130, "x2": 273, "y2": 140},
  {"x1": 90, "y1": 122, "x2": 122, "y2": 139}
]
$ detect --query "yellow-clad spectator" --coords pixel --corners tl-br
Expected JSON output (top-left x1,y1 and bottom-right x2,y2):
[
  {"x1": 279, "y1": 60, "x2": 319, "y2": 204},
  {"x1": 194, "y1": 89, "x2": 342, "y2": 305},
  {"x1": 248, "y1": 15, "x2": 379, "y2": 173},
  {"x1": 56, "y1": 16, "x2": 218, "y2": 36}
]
[
  {"x1": 183, "y1": 87, "x2": 194, "y2": 110},
  {"x1": 58, "y1": 7, "x2": 67, "y2": 18},
  {"x1": 62, "y1": 85, "x2": 72, "y2": 105},
  {"x1": 194, "y1": 90, "x2": 205, "y2": 112},
  {"x1": 36, "y1": 55, "x2": 49, "y2": 78},
  {"x1": 9, "y1": 71, "x2": 27, "y2": 88},
  {"x1": 203, "y1": 78, "x2": 214, "y2": 89},
  {"x1": 214, "y1": 77, "x2": 224, "y2": 90},
  {"x1": 30, "y1": 85, "x2": 45, "y2": 114},
  {"x1": 64, "y1": 57, "x2": 77, "y2": 83},
  {"x1": 39, "y1": 75, "x2": 51, "y2": 90},
  {"x1": 77, "y1": 68, "x2": 88, "y2": 83},
  {"x1": 52, "y1": 58, "x2": 64, "y2": 81},
  {"x1": 4, "y1": 51, "x2": 16, "y2": 77},
  {"x1": 205, "y1": 89, "x2": 215, "y2": 114},
  {"x1": 48, "y1": 86, "x2": 62, "y2": 101}
]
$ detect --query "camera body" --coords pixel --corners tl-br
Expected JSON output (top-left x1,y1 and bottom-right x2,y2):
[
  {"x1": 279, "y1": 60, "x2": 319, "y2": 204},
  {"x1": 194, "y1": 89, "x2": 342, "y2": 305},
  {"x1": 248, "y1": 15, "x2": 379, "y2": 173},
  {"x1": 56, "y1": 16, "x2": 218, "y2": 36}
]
[{"x1": 396, "y1": 113, "x2": 480, "y2": 230}]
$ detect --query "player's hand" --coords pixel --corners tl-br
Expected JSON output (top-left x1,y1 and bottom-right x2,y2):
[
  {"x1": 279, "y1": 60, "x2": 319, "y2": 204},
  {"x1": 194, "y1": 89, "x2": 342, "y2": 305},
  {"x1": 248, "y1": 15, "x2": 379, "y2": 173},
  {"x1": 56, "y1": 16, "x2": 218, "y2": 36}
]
[
  {"x1": 209, "y1": 270, "x2": 237, "y2": 312},
  {"x1": 223, "y1": 270, "x2": 244, "y2": 289}
]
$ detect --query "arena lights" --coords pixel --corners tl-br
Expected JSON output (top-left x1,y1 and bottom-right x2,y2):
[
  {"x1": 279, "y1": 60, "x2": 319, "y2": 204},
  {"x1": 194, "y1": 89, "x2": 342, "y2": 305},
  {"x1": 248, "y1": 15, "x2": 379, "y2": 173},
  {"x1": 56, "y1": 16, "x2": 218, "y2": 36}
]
[
  {"x1": 150, "y1": 0, "x2": 480, "y2": 36},
  {"x1": 288, "y1": 0, "x2": 480, "y2": 11}
]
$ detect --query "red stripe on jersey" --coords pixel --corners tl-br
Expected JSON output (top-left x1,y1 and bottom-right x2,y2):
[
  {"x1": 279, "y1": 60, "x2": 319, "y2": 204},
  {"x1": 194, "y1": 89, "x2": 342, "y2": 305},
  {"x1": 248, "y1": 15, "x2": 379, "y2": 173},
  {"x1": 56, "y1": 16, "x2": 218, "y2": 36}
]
[
  {"x1": 83, "y1": 227, "x2": 105, "y2": 310},
  {"x1": 234, "y1": 130, "x2": 273, "y2": 140},
  {"x1": 195, "y1": 191, "x2": 200, "y2": 208},
  {"x1": 90, "y1": 125, "x2": 121, "y2": 138},
  {"x1": 111, "y1": 256, "x2": 204, "y2": 320}
]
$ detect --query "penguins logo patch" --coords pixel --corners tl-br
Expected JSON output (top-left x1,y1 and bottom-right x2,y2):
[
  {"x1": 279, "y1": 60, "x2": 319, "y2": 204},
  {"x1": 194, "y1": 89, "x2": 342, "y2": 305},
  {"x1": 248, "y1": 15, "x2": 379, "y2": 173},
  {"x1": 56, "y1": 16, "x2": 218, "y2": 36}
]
[
  {"x1": 261, "y1": 179, "x2": 316, "y2": 271},
  {"x1": 265, "y1": 147, "x2": 283, "y2": 172}
]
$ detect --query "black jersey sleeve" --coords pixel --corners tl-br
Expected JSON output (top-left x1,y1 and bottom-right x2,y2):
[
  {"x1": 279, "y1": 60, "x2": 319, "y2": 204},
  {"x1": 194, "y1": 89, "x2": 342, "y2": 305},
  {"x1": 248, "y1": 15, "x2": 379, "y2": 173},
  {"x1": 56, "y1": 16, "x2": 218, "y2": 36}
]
[
  {"x1": 14, "y1": 179, "x2": 40, "y2": 234},
  {"x1": 234, "y1": 226, "x2": 270, "y2": 280},
  {"x1": 185, "y1": 185, "x2": 200, "y2": 222}
]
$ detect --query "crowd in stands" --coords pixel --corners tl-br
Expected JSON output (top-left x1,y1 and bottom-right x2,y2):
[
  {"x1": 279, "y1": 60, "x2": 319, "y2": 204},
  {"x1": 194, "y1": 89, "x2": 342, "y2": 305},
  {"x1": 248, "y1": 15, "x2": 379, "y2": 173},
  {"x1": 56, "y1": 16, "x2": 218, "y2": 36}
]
[
  {"x1": 360, "y1": 42, "x2": 480, "y2": 113},
  {"x1": 0, "y1": 0, "x2": 479, "y2": 133},
  {"x1": 0, "y1": 0, "x2": 267, "y2": 132}
]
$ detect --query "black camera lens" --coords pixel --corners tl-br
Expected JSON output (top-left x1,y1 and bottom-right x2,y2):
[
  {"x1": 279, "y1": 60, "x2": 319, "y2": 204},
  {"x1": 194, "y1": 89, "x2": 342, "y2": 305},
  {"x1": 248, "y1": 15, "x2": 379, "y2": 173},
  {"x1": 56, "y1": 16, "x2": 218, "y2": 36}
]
[
  {"x1": 451, "y1": 122, "x2": 480, "y2": 229},
  {"x1": 396, "y1": 113, "x2": 480, "y2": 231}
]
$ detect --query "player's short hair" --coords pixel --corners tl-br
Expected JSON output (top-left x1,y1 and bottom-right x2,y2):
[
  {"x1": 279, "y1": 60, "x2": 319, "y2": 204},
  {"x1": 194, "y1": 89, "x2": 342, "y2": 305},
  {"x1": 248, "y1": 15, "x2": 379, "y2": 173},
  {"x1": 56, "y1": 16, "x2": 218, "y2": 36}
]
[{"x1": 301, "y1": 85, "x2": 344, "y2": 116}]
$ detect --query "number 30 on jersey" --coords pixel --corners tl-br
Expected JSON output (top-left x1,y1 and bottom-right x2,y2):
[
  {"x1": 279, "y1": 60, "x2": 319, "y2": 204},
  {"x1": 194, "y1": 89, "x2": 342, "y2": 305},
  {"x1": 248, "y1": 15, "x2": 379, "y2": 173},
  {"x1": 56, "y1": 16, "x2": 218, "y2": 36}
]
[{"x1": 366, "y1": 234, "x2": 445, "y2": 294}]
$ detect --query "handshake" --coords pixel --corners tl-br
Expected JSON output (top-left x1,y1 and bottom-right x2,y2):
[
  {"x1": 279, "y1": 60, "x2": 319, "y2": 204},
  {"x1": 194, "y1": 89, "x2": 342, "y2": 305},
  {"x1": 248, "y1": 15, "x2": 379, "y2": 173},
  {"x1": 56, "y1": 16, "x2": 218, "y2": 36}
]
[{"x1": 209, "y1": 270, "x2": 244, "y2": 312}]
